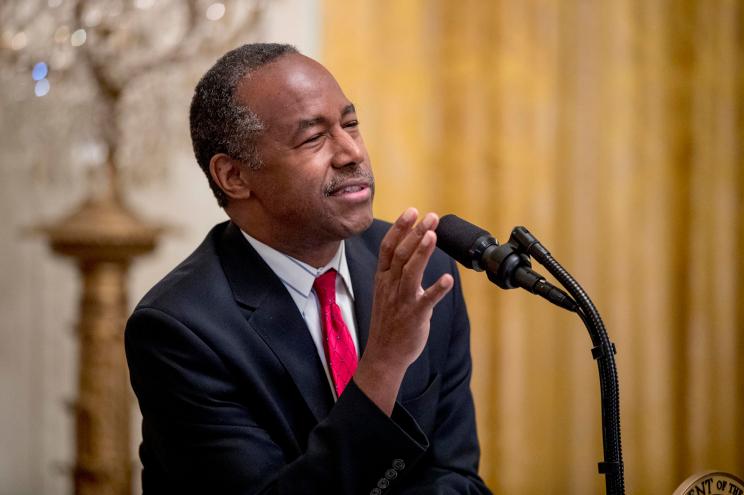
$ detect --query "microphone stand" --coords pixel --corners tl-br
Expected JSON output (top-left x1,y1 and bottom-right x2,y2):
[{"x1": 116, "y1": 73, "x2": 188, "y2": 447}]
[{"x1": 507, "y1": 227, "x2": 626, "y2": 495}]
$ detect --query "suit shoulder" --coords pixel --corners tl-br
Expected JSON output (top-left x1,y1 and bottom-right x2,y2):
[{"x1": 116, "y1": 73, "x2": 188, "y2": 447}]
[{"x1": 134, "y1": 222, "x2": 232, "y2": 315}]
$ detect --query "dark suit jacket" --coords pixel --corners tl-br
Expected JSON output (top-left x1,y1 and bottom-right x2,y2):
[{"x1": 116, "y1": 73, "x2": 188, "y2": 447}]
[{"x1": 125, "y1": 220, "x2": 490, "y2": 494}]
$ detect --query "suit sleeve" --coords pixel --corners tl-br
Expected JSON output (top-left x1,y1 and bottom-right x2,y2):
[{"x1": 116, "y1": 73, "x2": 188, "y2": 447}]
[
  {"x1": 126, "y1": 307, "x2": 428, "y2": 495},
  {"x1": 396, "y1": 261, "x2": 492, "y2": 494}
]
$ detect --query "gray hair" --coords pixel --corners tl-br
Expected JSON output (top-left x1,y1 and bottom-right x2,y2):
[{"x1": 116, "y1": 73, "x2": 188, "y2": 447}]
[{"x1": 189, "y1": 43, "x2": 299, "y2": 207}]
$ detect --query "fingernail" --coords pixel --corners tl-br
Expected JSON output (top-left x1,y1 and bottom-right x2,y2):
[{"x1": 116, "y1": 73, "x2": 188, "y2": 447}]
[
  {"x1": 423, "y1": 213, "x2": 436, "y2": 229},
  {"x1": 402, "y1": 207, "x2": 416, "y2": 222}
]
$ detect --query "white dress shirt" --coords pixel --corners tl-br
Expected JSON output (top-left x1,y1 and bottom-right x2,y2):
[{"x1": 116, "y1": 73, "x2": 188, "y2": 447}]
[{"x1": 241, "y1": 231, "x2": 360, "y2": 400}]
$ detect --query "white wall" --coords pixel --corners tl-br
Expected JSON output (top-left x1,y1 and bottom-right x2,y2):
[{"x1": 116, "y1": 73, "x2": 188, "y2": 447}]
[{"x1": 0, "y1": 2, "x2": 319, "y2": 493}]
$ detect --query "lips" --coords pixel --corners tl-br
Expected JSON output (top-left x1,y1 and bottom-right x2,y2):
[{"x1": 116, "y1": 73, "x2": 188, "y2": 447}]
[
  {"x1": 334, "y1": 184, "x2": 366, "y2": 195},
  {"x1": 327, "y1": 180, "x2": 371, "y2": 196}
]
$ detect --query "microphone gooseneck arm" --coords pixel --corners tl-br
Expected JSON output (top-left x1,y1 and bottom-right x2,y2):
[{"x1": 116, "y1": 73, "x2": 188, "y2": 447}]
[
  {"x1": 434, "y1": 215, "x2": 625, "y2": 494},
  {"x1": 510, "y1": 226, "x2": 625, "y2": 495}
]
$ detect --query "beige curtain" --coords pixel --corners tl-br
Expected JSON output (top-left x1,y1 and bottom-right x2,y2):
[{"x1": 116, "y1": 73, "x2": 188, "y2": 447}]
[{"x1": 322, "y1": 1, "x2": 743, "y2": 493}]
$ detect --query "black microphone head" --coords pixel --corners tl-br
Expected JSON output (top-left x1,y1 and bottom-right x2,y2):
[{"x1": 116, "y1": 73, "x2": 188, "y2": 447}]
[{"x1": 435, "y1": 214, "x2": 497, "y2": 270}]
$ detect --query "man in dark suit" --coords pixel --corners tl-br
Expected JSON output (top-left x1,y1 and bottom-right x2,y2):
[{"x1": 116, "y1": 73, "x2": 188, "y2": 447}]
[{"x1": 125, "y1": 43, "x2": 491, "y2": 494}]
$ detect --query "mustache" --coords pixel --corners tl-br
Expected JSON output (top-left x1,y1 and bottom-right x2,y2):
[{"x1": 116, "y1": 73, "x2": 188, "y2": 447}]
[{"x1": 323, "y1": 170, "x2": 375, "y2": 196}]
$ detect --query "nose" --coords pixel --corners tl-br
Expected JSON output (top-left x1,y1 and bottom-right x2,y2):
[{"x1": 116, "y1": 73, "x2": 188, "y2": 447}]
[{"x1": 330, "y1": 126, "x2": 364, "y2": 168}]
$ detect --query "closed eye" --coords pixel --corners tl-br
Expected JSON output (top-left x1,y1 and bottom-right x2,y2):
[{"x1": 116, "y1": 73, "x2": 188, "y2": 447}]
[
  {"x1": 302, "y1": 133, "x2": 325, "y2": 145},
  {"x1": 343, "y1": 120, "x2": 359, "y2": 129}
]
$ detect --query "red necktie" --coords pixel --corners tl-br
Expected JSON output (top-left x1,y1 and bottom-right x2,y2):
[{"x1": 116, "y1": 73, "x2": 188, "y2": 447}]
[{"x1": 313, "y1": 269, "x2": 358, "y2": 397}]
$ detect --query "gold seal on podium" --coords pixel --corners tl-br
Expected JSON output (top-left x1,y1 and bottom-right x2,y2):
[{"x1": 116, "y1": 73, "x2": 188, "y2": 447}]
[{"x1": 673, "y1": 471, "x2": 744, "y2": 495}]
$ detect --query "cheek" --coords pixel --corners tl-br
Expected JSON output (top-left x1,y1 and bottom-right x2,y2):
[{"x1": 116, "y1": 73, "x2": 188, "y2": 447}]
[
  {"x1": 286, "y1": 163, "x2": 329, "y2": 197},
  {"x1": 273, "y1": 173, "x2": 325, "y2": 211},
  {"x1": 258, "y1": 152, "x2": 330, "y2": 208}
]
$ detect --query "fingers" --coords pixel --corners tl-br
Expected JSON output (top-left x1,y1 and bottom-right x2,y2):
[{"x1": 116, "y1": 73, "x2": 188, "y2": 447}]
[
  {"x1": 400, "y1": 230, "x2": 437, "y2": 295},
  {"x1": 377, "y1": 209, "x2": 452, "y2": 311},
  {"x1": 378, "y1": 208, "x2": 418, "y2": 272},
  {"x1": 388, "y1": 212, "x2": 439, "y2": 276},
  {"x1": 421, "y1": 273, "x2": 454, "y2": 307}
]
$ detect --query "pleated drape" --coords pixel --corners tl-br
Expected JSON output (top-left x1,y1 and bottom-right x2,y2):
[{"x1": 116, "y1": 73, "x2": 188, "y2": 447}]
[{"x1": 322, "y1": 1, "x2": 744, "y2": 493}]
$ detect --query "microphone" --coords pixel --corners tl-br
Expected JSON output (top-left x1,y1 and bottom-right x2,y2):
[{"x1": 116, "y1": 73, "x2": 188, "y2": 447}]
[{"x1": 435, "y1": 214, "x2": 577, "y2": 312}]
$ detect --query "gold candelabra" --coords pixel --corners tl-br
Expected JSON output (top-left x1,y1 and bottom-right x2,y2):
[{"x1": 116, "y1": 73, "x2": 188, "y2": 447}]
[
  {"x1": 2, "y1": 2, "x2": 263, "y2": 493},
  {"x1": 40, "y1": 182, "x2": 161, "y2": 495}
]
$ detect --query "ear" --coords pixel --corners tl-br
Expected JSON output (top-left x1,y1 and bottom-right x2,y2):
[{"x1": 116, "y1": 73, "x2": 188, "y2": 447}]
[{"x1": 209, "y1": 153, "x2": 252, "y2": 201}]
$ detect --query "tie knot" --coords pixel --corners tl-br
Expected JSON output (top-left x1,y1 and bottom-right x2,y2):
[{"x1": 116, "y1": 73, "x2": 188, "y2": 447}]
[{"x1": 313, "y1": 269, "x2": 337, "y2": 303}]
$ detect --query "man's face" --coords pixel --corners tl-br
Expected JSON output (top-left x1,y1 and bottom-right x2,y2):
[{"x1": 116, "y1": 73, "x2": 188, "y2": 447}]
[{"x1": 235, "y1": 54, "x2": 374, "y2": 249}]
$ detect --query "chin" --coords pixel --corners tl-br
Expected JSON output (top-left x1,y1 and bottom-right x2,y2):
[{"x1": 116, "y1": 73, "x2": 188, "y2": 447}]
[
  {"x1": 335, "y1": 210, "x2": 374, "y2": 239},
  {"x1": 354, "y1": 214, "x2": 375, "y2": 233}
]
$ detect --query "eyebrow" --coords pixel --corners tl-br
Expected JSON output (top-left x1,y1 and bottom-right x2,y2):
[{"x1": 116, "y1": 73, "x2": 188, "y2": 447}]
[
  {"x1": 295, "y1": 103, "x2": 357, "y2": 133},
  {"x1": 341, "y1": 103, "x2": 356, "y2": 116}
]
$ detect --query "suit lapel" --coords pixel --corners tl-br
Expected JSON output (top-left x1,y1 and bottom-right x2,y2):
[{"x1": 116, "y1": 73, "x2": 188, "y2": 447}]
[
  {"x1": 344, "y1": 236, "x2": 377, "y2": 355},
  {"x1": 217, "y1": 223, "x2": 333, "y2": 422}
]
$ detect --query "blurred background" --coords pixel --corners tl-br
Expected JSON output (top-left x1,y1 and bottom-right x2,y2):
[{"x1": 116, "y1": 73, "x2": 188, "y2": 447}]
[{"x1": 1, "y1": 0, "x2": 741, "y2": 494}]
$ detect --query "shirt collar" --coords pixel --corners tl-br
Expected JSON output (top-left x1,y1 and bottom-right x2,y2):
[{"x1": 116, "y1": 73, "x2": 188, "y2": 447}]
[{"x1": 241, "y1": 230, "x2": 355, "y2": 301}]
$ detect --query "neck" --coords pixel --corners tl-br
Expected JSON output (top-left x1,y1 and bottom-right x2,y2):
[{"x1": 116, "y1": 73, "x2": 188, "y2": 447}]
[
  {"x1": 269, "y1": 238, "x2": 341, "y2": 268},
  {"x1": 230, "y1": 220, "x2": 340, "y2": 269}
]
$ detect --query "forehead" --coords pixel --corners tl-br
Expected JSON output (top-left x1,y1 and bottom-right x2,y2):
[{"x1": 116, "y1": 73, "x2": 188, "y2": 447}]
[{"x1": 235, "y1": 54, "x2": 351, "y2": 130}]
